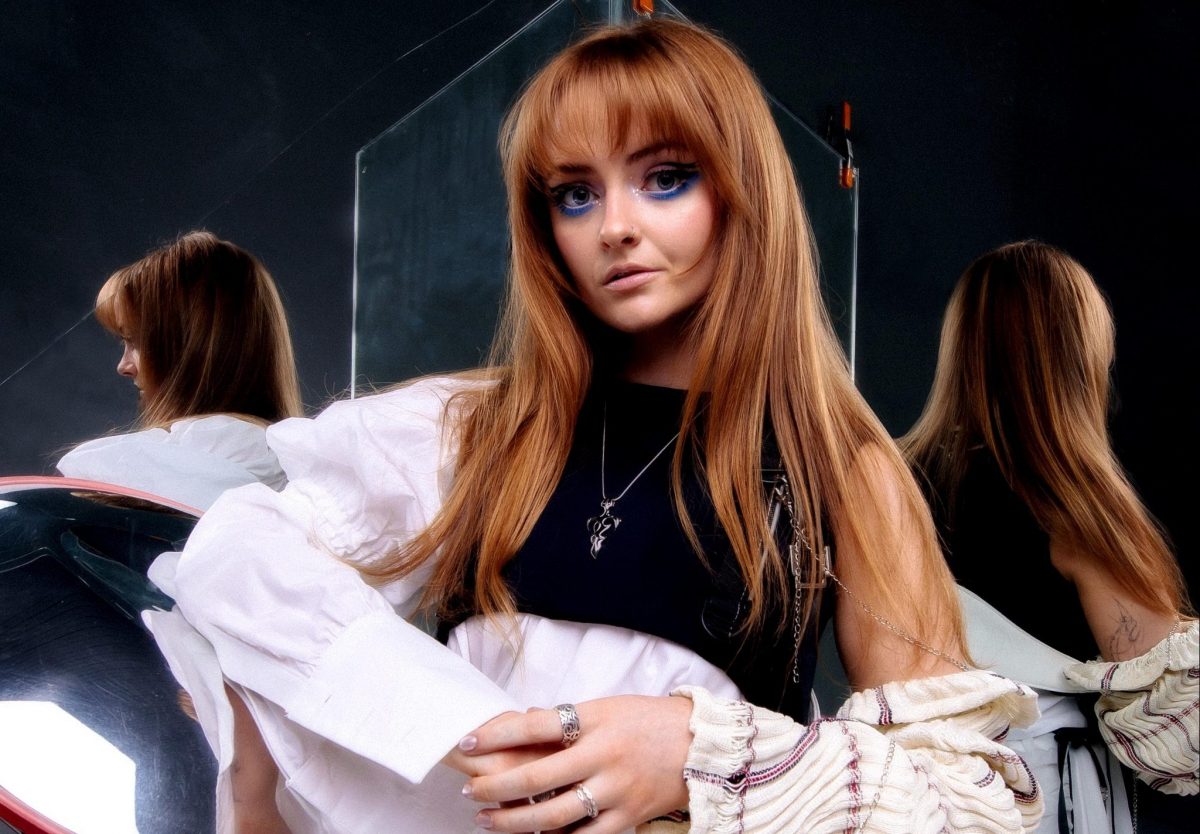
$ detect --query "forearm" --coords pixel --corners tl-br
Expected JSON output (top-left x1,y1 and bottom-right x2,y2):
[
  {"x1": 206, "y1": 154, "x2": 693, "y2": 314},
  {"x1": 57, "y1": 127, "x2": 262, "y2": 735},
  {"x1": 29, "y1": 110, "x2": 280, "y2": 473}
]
[
  {"x1": 228, "y1": 685, "x2": 289, "y2": 834},
  {"x1": 676, "y1": 671, "x2": 1043, "y2": 833}
]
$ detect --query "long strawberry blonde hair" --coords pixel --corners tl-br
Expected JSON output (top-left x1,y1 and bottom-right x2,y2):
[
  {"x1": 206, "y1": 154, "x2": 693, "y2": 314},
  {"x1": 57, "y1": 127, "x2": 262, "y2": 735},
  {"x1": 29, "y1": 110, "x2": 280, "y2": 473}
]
[
  {"x1": 97, "y1": 230, "x2": 302, "y2": 428},
  {"x1": 904, "y1": 241, "x2": 1188, "y2": 615},
  {"x1": 366, "y1": 18, "x2": 964, "y2": 654}
]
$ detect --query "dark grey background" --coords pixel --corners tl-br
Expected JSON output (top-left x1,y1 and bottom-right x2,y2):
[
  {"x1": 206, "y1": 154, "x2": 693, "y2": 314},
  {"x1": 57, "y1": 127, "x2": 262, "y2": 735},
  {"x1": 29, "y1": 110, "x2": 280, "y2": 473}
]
[{"x1": 1, "y1": 0, "x2": 1194, "y2": 578}]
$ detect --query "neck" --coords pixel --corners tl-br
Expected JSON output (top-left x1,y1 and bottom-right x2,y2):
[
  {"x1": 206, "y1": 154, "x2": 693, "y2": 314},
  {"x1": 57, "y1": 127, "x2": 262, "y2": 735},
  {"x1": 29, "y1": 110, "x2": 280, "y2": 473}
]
[{"x1": 620, "y1": 327, "x2": 696, "y2": 389}]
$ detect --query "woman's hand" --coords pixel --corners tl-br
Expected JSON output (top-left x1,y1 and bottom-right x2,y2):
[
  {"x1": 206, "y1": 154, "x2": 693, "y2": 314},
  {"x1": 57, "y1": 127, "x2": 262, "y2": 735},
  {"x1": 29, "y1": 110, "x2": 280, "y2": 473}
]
[
  {"x1": 456, "y1": 695, "x2": 693, "y2": 833},
  {"x1": 441, "y1": 710, "x2": 560, "y2": 778}
]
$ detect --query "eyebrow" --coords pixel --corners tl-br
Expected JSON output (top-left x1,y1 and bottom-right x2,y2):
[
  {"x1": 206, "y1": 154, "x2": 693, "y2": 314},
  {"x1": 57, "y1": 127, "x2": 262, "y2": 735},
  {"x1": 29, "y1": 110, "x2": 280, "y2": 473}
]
[{"x1": 548, "y1": 141, "x2": 687, "y2": 177}]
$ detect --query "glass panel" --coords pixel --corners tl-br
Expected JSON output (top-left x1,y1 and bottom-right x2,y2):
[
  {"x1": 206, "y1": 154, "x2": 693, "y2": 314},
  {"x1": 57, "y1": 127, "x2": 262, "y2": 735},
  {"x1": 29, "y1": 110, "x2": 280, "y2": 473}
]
[
  {"x1": 772, "y1": 99, "x2": 859, "y2": 368},
  {"x1": 353, "y1": 0, "x2": 858, "y2": 390}
]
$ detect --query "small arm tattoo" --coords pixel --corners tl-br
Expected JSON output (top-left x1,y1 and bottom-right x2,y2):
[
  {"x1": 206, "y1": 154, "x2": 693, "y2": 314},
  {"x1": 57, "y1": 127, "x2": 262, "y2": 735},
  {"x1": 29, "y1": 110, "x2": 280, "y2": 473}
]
[{"x1": 1108, "y1": 599, "x2": 1142, "y2": 659}]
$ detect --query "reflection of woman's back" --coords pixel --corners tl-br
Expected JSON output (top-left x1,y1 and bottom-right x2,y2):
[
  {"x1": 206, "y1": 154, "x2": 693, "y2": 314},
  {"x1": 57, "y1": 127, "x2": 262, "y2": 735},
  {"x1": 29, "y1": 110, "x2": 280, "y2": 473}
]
[
  {"x1": 58, "y1": 230, "x2": 303, "y2": 511},
  {"x1": 1, "y1": 231, "x2": 302, "y2": 832},
  {"x1": 939, "y1": 449, "x2": 1098, "y2": 660},
  {"x1": 904, "y1": 241, "x2": 1197, "y2": 832}
]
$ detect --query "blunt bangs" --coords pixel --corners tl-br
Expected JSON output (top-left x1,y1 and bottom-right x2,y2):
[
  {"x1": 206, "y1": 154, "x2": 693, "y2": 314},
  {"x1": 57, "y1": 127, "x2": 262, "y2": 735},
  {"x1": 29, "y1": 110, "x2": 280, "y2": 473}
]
[
  {"x1": 512, "y1": 28, "x2": 731, "y2": 195},
  {"x1": 95, "y1": 270, "x2": 133, "y2": 336}
]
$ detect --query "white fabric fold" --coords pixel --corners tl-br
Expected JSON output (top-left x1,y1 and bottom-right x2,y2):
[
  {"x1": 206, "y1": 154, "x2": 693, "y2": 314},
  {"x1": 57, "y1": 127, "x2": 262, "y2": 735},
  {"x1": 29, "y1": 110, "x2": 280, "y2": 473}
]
[{"x1": 959, "y1": 586, "x2": 1088, "y2": 694}]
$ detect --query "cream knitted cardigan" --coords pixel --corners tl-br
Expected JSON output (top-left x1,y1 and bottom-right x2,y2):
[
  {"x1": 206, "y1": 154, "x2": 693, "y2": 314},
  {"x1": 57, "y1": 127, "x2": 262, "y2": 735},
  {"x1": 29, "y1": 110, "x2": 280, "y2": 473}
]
[
  {"x1": 658, "y1": 621, "x2": 1198, "y2": 833},
  {"x1": 673, "y1": 670, "x2": 1042, "y2": 833},
  {"x1": 1064, "y1": 619, "x2": 1199, "y2": 797}
]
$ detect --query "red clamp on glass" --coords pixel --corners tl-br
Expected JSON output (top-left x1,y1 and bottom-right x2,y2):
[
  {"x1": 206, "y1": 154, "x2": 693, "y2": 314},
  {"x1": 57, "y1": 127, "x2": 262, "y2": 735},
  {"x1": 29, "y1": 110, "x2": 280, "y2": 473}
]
[
  {"x1": 837, "y1": 102, "x2": 855, "y2": 189},
  {"x1": 825, "y1": 101, "x2": 857, "y2": 189}
]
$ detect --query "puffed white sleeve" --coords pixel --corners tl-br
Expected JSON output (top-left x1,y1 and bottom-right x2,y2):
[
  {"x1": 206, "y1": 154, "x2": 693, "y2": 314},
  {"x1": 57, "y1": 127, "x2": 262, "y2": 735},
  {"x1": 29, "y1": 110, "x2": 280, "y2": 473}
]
[
  {"x1": 674, "y1": 670, "x2": 1044, "y2": 833},
  {"x1": 171, "y1": 377, "x2": 518, "y2": 784},
  {"x1": 1064, "y1": 619, "x2": 1199, "y2": 796}
]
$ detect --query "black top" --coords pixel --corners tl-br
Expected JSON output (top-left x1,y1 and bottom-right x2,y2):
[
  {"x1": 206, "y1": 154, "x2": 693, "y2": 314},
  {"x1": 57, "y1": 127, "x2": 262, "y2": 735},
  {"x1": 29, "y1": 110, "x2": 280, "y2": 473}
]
[
  {"x1": 441, "y1": 379, "x2": 831, "y2": 722},
  {"x1": 926, "y1": 449, "x2": 1098, "y2": 660}
]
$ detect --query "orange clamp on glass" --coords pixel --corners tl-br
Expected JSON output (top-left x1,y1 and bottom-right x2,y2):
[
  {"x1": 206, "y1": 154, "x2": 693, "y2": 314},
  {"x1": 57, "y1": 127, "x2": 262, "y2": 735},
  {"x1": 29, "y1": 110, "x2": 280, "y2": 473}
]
[
  {"x1": 633, "y1": 0, "x2": 654, "y2": 16},
  {"x1": 837, "y1": 101, "x2": 856, "y2": 189}
]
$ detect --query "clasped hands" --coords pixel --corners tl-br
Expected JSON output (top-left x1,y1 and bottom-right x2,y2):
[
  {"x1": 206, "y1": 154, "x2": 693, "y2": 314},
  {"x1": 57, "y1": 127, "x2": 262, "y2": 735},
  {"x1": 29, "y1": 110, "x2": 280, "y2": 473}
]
[{"x1": 443, "y1": 694, "x2": 693, "y2": 833}]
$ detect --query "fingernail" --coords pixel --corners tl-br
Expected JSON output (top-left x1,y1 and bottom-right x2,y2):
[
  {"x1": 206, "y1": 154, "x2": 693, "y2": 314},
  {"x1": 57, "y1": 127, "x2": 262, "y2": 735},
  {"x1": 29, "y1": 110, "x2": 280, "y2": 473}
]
[
  {"x1": 458, "y1": 734, "x2": 478, "y2": 752},
  {"x1": 474, "y1": 811, "x2": 494, "y2": 829},
  {"x1": 461, "y1": 782, "x2": 473, "y2": 799}
]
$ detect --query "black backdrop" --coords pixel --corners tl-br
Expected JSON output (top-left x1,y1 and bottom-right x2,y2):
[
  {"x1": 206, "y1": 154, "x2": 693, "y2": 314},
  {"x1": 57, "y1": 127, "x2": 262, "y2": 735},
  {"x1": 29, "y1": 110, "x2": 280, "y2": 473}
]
[{"x1": 1, "y1": 0, "x2": 1195, "y2": 580}]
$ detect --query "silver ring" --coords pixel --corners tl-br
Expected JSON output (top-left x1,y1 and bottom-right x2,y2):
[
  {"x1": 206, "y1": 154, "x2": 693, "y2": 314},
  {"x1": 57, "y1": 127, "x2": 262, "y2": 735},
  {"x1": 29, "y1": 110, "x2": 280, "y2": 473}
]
[
  {"x1": 574, "y1": 783, "x2": 598, "y2": 819},
  {"x1": 555, "y1": 703, "x2": 581, "y2": 747}
]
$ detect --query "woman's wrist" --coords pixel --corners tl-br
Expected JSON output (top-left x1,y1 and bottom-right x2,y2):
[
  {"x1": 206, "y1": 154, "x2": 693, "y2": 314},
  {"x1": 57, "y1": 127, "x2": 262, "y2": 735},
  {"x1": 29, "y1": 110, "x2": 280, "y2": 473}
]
[{"x1": 663, "y1": 694, "x2": 696, "y2": 810}]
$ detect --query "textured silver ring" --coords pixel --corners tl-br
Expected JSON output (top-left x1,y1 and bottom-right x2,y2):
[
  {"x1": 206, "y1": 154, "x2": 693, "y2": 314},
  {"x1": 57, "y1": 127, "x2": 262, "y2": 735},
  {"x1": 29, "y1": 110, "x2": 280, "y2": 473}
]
[
  {"x1": 555, "y1": 703, "x2": 581, "y2": 747},
  {"x1": 574, "y1": 783, "x2": 599, "y2": 819}
]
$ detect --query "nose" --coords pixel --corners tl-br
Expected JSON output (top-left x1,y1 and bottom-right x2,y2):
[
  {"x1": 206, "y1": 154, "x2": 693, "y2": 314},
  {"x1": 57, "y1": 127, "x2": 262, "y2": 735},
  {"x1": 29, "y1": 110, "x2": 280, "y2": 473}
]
[
  {"x1": 117, "y1": 344, "x2": 136, "y2": 379},
  {"x1": 598, "y1": 190, "x2": 640, "y2": 249}
]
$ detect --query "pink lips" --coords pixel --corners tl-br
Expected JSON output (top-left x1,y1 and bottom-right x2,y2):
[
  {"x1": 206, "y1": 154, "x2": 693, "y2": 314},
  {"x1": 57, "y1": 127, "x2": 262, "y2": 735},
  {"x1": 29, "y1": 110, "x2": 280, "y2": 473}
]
[{"x1": 604, "y1": 263, "x2": 656, "y2": 290}]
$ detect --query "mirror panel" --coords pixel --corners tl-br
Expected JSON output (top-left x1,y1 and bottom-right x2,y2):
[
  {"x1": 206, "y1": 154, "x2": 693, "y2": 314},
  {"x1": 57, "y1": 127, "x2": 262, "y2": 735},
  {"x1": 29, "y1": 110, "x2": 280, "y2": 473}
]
[{"x1": 0, "y1": 316, "x2": 137, "y2": 478}]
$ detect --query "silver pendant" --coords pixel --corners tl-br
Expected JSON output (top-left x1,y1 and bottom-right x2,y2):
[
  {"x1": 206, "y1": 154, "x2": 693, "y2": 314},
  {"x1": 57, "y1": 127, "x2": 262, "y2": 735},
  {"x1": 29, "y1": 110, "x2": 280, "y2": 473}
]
[{"x1": 586, "y1": 499, "x2": 621, "y2": 558}]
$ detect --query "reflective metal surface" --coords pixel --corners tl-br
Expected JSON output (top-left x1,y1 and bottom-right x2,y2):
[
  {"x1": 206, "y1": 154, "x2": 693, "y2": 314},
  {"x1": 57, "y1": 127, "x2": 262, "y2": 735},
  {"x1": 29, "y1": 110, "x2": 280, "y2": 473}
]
[{"x1": 0, "y1": 479, "x2": 212, "y2": 834}]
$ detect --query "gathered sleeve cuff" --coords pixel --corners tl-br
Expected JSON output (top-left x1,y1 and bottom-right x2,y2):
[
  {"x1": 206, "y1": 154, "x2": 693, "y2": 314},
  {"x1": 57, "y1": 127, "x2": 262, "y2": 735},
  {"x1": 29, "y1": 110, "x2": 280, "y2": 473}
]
[
  {"x1": 675, "y1": 670, "x2": 1043, "y2": 833},
  {"x1": 171, "y1": 378, "x2": 518, "y2": 784},
  {"x1": 279, "y1": 609, "x2": 517, "y2": 782},
  {"x1": 1064, "y1": 619, "x2": 1199, "y2": 796}
]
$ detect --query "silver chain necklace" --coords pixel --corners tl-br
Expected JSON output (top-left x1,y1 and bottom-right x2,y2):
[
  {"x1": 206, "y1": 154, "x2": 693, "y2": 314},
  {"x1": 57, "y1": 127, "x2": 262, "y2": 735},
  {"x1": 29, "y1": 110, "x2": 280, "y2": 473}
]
[{"x1": 586, "y1": 403, "x2": 680, "y2": 558}]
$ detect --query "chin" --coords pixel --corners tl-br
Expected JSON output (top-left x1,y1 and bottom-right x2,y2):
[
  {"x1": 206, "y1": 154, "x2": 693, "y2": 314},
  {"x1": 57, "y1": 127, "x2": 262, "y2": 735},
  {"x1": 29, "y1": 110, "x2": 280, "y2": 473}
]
[{"x1": 601, "y1": 307, "x2": 697, "y2": 339}]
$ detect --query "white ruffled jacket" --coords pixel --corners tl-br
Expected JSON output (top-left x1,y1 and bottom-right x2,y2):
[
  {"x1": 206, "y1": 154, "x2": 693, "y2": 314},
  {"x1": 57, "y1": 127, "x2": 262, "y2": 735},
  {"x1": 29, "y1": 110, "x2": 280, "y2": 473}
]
[{"x1": 57, "y1": 414, "x2": 286, "y2": 512}]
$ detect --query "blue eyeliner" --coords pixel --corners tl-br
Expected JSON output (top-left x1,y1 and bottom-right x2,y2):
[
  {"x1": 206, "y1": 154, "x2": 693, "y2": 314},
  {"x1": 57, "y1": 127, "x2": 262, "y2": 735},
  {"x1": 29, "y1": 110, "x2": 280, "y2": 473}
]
[
  {"x1": 550, "y1": 185, "x2": 597, "y2": 217},
  {"x1": 641, "y1": 166, "x2": 701, "y2": 201},
  {"x1": 557, "y1": 202, "x2": 594, "y2": 217},
  {"x1": 548, "y1": 165, "x2": 701, "y2": 216}
]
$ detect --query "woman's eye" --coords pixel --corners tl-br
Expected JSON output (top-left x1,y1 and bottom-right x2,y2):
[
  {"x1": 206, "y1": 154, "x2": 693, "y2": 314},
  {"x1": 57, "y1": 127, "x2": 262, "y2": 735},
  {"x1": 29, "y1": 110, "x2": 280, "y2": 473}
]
[
  {"x1": 642, "y1": 165, "x2": 700, "y2": 199},
  {"x1": 550, "y1": 184, "x2": 596, "y2": 216}
]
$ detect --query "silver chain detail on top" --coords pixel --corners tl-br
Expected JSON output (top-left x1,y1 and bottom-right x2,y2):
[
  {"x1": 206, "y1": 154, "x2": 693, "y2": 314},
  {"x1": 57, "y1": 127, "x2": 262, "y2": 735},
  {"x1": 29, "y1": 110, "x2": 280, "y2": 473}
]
[
  {"x1": 856, "y1": 738, "x2": 896, "y2": 832},
  {"x1": 772, "y1": 475, "x2": 829, "y2": 684},
  {"x1": 773, "y1": 473, "x2": 972, "y2": 675},
  {"x1": 773, "y1": 479, "x2": 919, "y2": 829},
  {"x1": 823, "y1": 563, "x2": 971, "y2": 673},
  {"x1": 586, "y1": 402, "x2": 680, "y2": 558}
]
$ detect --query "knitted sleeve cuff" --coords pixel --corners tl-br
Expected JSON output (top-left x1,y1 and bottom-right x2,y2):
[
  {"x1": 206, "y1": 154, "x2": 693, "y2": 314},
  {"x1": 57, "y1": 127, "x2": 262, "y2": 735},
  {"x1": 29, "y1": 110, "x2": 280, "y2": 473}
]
[
  {"x1": 674, "y1": 671, "x2": 1043, "y2": 833},
  {"x1": 1066, "y1": 620, "x2": 1199, "y2": 795}
]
